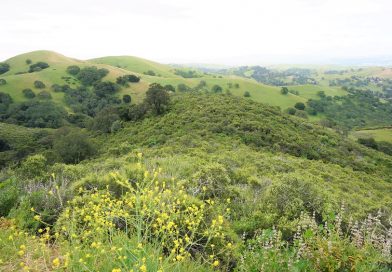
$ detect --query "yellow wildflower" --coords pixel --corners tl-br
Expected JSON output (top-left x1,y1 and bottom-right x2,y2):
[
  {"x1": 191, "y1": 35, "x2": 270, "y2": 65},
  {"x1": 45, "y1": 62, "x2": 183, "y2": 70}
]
[{"x1": 52, "y1": 258, "x2": 60, "y2": 268}]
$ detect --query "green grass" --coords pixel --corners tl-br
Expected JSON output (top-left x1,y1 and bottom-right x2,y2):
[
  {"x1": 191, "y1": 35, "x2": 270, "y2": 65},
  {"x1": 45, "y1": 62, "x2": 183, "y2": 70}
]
[
  {"x1": 352, "y1": 128, "x2": 392, "y2": 143},
  {"x1": 90, "y1": 56, "x2": 179, "y2": 78},
  {"x1": 288, "y1": 84, "x2": 347, "y2": 100}
]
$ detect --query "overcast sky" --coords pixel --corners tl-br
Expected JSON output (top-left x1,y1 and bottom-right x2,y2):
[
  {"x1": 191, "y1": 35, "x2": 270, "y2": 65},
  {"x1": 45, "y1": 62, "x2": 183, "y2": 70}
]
[{"x1": 1, "y1": 0, "x2": 392, "y2": 65}]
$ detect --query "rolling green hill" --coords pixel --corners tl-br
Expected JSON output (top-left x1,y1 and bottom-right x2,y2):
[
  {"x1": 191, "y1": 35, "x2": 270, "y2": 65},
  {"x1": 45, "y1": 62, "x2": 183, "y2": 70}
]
[{"x1": 6, "y1": 51, "x2": 389, "y2": 115}]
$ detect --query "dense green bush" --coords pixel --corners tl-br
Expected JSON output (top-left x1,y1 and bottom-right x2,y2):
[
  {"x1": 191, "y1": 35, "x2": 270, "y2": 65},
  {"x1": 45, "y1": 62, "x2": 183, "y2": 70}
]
[
  {"x1": 77, "y1": 66, "x2": 109, "y2": 85},
  {"x1": 294, "y1": 102, "x2": 306, "y2": 110},
  {"x1": 211, "y1": 84, "x2": 223, "y2": 93},
  {"x1": 145, "y1": 83, "x2": 170, "y2": 115},
  {"x1": 18, "y1": 154, "x2": 48, "y2": 181},
  {"x1": 122, "y1": 94, "x2": 131, "y2": 103},
  {"x1": 37, "y1": 90, "x2": 52, "y2": 100},
  {"x1": 34, "y1": 80, "x2": 46, "y2": 89},
  {"x1": 89, "y1": 108, "x2": 120, "y2": 133},
  {"x1": 93, "y1": 81, "x2": 120, "y2": 98},
  {"x1": 29, "y1": 62, "x2": 49, "y2": 73},
  {"x1": 53, "y1": 130, "x2": 96, "y2": 164},
  {"x1": 4, "y1": 100, "x2": 66, "y2": 128},
  {"x1": 177, "y1": 83, "x2": 192, "y2": 92},
  {"x1": 0, "y1": 63, "x2": 10, "y2": 75},
  {"x1": 22, "y1": 88, "x2": 35, "y2": 99},
  {"x1": 280, "y1": 87, "x2": 289, "y2": 95},
  {"x1": 0, "y1": 79, "x2": 6, "y2": 85},
  {"x1": 0, "y1": 179, "x2": 19, "y2": 217},
  {"x1": 116, "y1": 74, "x2": 140, "y2": 85},
  {"x1": 66, "y1": 65, "x2": 81, "y2": 75},
  {"x1": 0, "y1": 92, "x2": 13, "y2": 113}
]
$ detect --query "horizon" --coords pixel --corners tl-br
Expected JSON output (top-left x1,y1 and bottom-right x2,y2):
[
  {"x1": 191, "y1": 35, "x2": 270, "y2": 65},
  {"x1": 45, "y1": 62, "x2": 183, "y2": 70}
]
[{"x1": 2, "y1": 0, "x2": 392, "y2": 66}]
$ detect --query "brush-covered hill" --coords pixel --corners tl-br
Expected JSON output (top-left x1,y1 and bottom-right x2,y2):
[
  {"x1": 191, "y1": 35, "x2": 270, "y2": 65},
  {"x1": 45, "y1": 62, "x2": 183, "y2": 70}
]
[
  {"x1": 1, "y1": 51, "x2": 392, "y2": 270},
  {"x1": 0, "y1": 91, "x2": 391, "y2": 271}
]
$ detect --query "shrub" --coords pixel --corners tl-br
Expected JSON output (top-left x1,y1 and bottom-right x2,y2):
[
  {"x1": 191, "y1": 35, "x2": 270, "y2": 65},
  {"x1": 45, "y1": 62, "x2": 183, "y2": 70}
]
[
  {"x1": 294, "y1": 102, "x2": 306, "y2": 110},
  {"x1": 89, "y1": 108, "x2": 120, "y2": 133},
  {"x1": 143, "y1": 70, "x2": 156, "y2": 76},
  {"x1": 122, "y1": 94, "x2": 131, "y2": 104},
  {"x1": 286, "y1": 107, "x2": 296, "y2": 115},
  {"x1": 358, "y1": 137, "x2": 378, "y2": 149},
  {"x1": 280, "y1": 87, "x2": 289, "y2": 95},
  {"x1": 0, "y1": 179, "x2": 19, "y2": 217},
  {"x1": 295, "y1": 110, "x2": 308, "y2": 119},
  {"x1": 145, "y1": 83, "x2": 170, "y2": 115},
  {"x1": 37, "y1": 90, "x2": 52, "y2": 100},
  {"x1": 34, "y1": 80, "x2": 46, "y2": 89},
  {"x1": 0, "y1": 79, "x2": 6, "y2": 85},
  {"x1": 116, "y1": 75, "x2": 140, "y2": 85},
  {"x1": 244, "y1": 91, "x2": 251, "y2": 97},
  {"x1": 29, "y1": 62, "x2": 49, "y2": 73},
  {"x1": 211, "y1": 85, "x2": 223, "y2": 93},
  {"x1": 66, "y1": 65, "x2": 81, "y2": 76},
  {"x1": 164, "y1": 84, "x2": 175, "y2": 92},
  {"x1": 110, "y1": 120, "x2": 122, "y2": 133},
  {"x1": 0, "y1": 63, "x2": 10, "y2": 75},
  {"x1": 77, "y1": 66, "x2": 109, "y2": 85},
  {"x1": 93, "y1": 81, "x2": 119, "y2": 98},
  {"x1": 191, "y1": 163, "x2": 232, "y2": 199},
  {"x1": 18, "y1": 154, "x2": 48, "y2": 181},
  {"x1": 53, "y1": 131, "x2": 96, "y2": 164},
  {"x1": 55, "y1": 164, "x2": 234, "y2": 268},
  {"x1": 25, "y1": 59, "x2": 32, "y2": 65},
  {"x1": 22, "y1": 88, "x2": 35, "y2": 99},
  {"x1": 177, "y1": 83, "x2": 191, "y2": 92}
]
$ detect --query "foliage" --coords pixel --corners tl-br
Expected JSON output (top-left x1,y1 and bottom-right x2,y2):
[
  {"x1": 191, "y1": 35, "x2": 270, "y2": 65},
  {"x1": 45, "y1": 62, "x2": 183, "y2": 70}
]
[
  {"x1": 122, "y1": 94, "x2": 131, "y2": 104},
  {"x1": 177, "y1": 83, "x2": 192, "y2": 92},
  {"x1": 116, "y1": 74, "x2": 140, "y2": 85},
  {"x1": 53, "y1": 130, "x2": 96, "y2": 164},
  {"x1": 18, "y1": 154, "x2": 48, "y2": 181},
  {"x1": 66, "y1": 65, "x2": 80, "y2": 75},
  {"x1": 77, "y1": 66, "x2": 109, "y2": 85},
  {"x1": 212, "y1": 85, "x2": 223, "y2": 93},
  {"x1": 174, "y1": 69, "x2": 201, "y2": 78},
  {"x1": 294, "y1": 102, "x2": 306, "y2": 110},
  {"x1": 89, "y1": 107, "x2": 120, "y2": 133},
  {"x1": 29, "y1": 62, "x2": 49, "y2": 73},
  {"x1": 0, "y1": 63, "x2": 10, "y2": 75},
  {"x1": 238, "y1": 210, "x2": 391, "y2": 271},
  {"x1": 0, "y1": 92, "x2": 13, "y2": 113},
  {"x1": 37, "y1": 90, "x2": 52, "y2": 100},
  {"x1": 33, "y1": 80, "x2": 46, "y2": 89},
  {"x1": 281, "y1": 87, "x2": 289, "y2": 95},
  {"x1": 243, "y1": 91, "x2": 251, "y2": 97},
  {"x1": 145, "y1": 83, "x2": 170, "y2": 115},
  {"x1": 22, "y1": 88, "x2": 35, "y2": 99},
  {"x1": 4, "y1": 100, "x2": 66, "y2": 128},
  {"x1": 0, "y1": 79, "x2": 6, "y2": 85}
]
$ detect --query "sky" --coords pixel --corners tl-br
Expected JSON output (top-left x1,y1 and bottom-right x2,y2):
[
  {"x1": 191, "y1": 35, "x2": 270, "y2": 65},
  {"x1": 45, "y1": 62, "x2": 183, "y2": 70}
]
[{"x1": 1, "y1": 0, "x2": 392, "y2": 65}]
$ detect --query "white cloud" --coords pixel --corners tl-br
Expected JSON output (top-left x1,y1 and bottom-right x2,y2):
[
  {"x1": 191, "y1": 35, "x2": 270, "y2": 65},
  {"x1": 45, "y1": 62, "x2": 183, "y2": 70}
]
[{"x1": 1, "y1": 0, "x2": 391, "y2": 64}]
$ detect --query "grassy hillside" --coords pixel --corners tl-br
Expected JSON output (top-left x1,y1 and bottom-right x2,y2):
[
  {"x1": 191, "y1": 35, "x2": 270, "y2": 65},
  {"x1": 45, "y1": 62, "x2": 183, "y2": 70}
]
[
  {"x1": 0, "y1": 51, "x2": 146, "y2": 106},
  {"x1": 7, "y1": 51, "x2": 386, "y2": 113},
  {"x1": 352, "y1": 127, "x2": 392, "y2": 143},
  {"x1": 90, "y1": 56, "x2": 180, "y2": 78}
]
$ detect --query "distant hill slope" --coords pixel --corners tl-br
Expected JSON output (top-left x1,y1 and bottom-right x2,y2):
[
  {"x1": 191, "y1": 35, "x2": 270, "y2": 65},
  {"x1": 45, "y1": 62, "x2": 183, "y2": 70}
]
[
  {"x1": 2, "y1": 50, "x2": 391, "y2": 115},
  {"x1": 0, "y1": 51, "x2": 308, "y2": 110},
  {"x1": 90, "y1": 56, "x2": 180, "y2": 78},
  {"x1": 0, "y1": 51, "x2": 149, "y2": 106}
]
